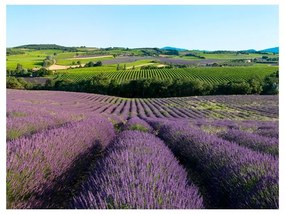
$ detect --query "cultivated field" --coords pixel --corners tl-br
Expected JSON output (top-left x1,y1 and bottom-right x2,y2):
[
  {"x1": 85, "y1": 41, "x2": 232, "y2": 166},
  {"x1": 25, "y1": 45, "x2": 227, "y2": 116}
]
[
  {"x1": 7, "y1": 89, "x2": 279, "y2": 209},
  {"x1": 55, "y1": 65, "x2": 277, "y2": 83},
  {"x1": 7, "y1": 48, "x2": 274, "y2": 70}
]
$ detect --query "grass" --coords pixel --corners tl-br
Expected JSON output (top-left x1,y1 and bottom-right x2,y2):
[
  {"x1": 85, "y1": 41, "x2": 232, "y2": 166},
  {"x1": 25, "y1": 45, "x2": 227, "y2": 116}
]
[
  {"x1": 7, "y1": 111, "x2": 28, "y2": 118},
  {"x1": 6, "y1": 129, "x2": 23, "y2": 141},
  {"x1": 7, "y1": 54, "x2": 45, "y2": 70},
  {"x1": 128, "y1": 124, "x2": 150, "y2": 132},
  {"x1": 6, "y1": 49, "x2": 76, "y2": 70}
]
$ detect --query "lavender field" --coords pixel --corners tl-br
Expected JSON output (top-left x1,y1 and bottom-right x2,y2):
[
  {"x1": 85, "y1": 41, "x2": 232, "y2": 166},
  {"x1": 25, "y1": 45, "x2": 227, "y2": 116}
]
[{"x1": 6, "y1": 89, "x2": 279, "y2": 209}]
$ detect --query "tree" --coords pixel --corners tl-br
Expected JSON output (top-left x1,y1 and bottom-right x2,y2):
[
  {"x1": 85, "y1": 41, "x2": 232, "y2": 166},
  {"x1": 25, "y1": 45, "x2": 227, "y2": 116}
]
[
  {"x1": 262, "y1": 71, "x2": 279, "y2": 95},
  {"x1": 90, "y1": 74, "x2": 109, "y2": 94},
  {"x1": 215, "y1": 80, "x2": 251, "y2": 95},
  {"x1": 84, "y1": 61, "x2": 102, "y2": 67},
  {"x1": 116, "y1": 64, "x2": 120, "y2": 71},
  {"x1": 85, "y1": 61, "x2": 95, "y2": 67},
  {"x1": 6, "y1": 69, "x2": 12, "y2": 76},
  {"x1": 45, "y1": 79, "x2": 54, "y2": 88},
  {"x1": 32, "y1": 68, "x2": 49, "y2": 77},
  {"x1": 91, "y1": 73, "x2": 108, "y2": 85},
  {"x1": 108, "y1": 79, "x2": 119, "y2": 95},
  {"x1": 7, "y1": 77, "x2": 23, "y2": 89},
  {"x1": 95, "y1": 61, "x2": 102, "y2": 66},
  {"x1": 46, "y1": 55, "x2": 53, "y2": 60},
  {"x1": 123, "y1": 64, "x2": 127, "y2": 70},
  {"x1": 6, "y1": 77, "x2": 31, "y2": 89},
  {"x1": 16, "y1": 63, "x2": 23, "y2": 72},
  {"x1": 247, "y1": 77, "x2": 263, "y2": 94},
  {"x1": 54, "y1": 79, "x2": 74, "y2": 90},
  {"x1": 228, "y1": 81, "x2": 251, "y2": 94}
]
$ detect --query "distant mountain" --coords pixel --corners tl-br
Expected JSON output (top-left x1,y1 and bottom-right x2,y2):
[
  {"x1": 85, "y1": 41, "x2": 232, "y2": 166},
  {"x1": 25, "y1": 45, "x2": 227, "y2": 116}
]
[
  {"x1": 161, "y1": 46, "x2": 188, "y2": 52},
  {"x1": 239, "y1": 47, "x2": 279, "y2": 54},
  {"x1": 259, "y1": 47, "x2": 279, "y2": 54}
]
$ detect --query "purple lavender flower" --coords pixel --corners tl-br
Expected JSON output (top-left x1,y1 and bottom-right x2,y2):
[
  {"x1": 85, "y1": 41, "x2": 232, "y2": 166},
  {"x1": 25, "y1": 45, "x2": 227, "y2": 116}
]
[
  {"x1": 149, "y1": 120, "x2": 278, "y2": 208},
  {"x1": 218, "y1": 129, "x2": 278, "y2": 156},
  {"x1": 7, "y1": 116, "x2": 115, "y2": 209},
  {"x1": 70, "y1": 131, "x2": 204, "y2": 209}
]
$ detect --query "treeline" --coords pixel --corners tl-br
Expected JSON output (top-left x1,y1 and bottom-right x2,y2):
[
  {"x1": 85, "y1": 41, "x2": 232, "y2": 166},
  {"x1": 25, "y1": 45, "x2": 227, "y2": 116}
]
[
  {"x1": 43, "y1": 56, "x2": 54, "y2": 67},
  {"x1": 80, "y1": 47, "x2": 181, "y2": 57},
  {"x1": 206, "y1": 60, "x2": 253, "y2": 67},
  {"x1": 84, "y1": 61, "x2": 102, "y2": 67},
  {"x1": 7, "y1": 65, "x2": 53, "y2": 77},
  {"x1": 185, "y1": 53, "x2": 205, "y2": 59},
  {"x1": 7, "y1": 77, "x2": 33, "y2": 89},
  {"x1": 13, "y1": 44, "x2": 78, "y2": 51},
  {"x1": 7, "y1": 71, "x2": 278, "y2": 98},
  {"x1": 6, "y1": 48, "x2": 25, "y2": 56}
]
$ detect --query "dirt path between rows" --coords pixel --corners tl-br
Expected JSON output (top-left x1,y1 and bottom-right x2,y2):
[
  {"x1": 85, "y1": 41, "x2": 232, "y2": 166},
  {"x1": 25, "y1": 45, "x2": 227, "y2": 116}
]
[{"x1": 48, "y1": 61, "x2": 86, "y2": 70}]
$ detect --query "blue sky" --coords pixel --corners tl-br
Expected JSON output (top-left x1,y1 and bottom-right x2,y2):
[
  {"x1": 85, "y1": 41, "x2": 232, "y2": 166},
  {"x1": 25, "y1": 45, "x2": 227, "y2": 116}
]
[{"x1": 6, "y1": 5, "x2": 278, "y2": 50}]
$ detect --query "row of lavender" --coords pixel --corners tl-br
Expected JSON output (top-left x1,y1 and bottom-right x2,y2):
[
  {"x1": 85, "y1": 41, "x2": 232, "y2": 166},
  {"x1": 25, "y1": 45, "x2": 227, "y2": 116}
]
[
  {"x1": 146, "y1": 118, "x2": 278, "y2": 208},
  {"x1": 193, "y1": 119, "x2": 279, "y2": 156},
  {"x1": 68, "y1": 116, "x2": 279, "y2": 208},
  {"x1": 7, "y1": 113, "x2": 205, "y2": 208},
  {"x1": 72, "y1": 93, "x2": 278, "y2": 120},
  {"x1": 7, "y1": 115, "x2": 115, "y2": 208},
  {"x1": 6, "y1": 105, "x2": 86, "y2": 141},
  {"x1": 7, "y1": 113, "x2": 278, "y2": 209},
  {"x1": 70, "y1": 118, "x2": 204, "y2": 209},
  {"x1": 7, "y1": 89, "x2": 278, "y2": 121},
  {"x1": 7, "y1": 90, "x2": 279, "y2": 209}
]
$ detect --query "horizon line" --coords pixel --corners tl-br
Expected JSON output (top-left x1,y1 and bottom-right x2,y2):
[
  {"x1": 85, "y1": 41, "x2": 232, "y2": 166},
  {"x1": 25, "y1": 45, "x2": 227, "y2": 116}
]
[{"x1": 7, "y1": 43, "x2": 279, "y2": 52}]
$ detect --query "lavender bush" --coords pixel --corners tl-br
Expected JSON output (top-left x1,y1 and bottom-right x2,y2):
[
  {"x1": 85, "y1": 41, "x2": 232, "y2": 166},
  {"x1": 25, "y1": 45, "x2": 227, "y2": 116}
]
[
  {"x1": 7, "y1": 116, "x2": 115, "y2": 209},
  {"x1": 123, "y1": 117, "x2": 153, "y2": 133},
  {"x1": 70, "y1": 131, "x2": 204, "y2": 209},
  {"x1": 6, "y1": 109, "x2": 82, "y2": 141},
  {"x1": 218, "y1": 129, "x2": 278, "y2": 156},
  {"x1": 7, "y1": 89, "x2": 278, "y2": 121},
  {"x1": 254, "y1": 123, "x2": 279, "y2": 139},
  {"x1": 149, "y1": 120, "x2": 278, "y2": 208}
]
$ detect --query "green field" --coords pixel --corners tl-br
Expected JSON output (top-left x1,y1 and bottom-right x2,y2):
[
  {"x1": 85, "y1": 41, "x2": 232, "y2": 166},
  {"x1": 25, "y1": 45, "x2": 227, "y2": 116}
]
[
  {"x1": 7, "y1": 49, "x2": 112, "y2": 69},
  {"x1": 54, "y1": 65, "x2": 277, "y2": 84},
  {"x1": 56, "y1": 57, "x2": 114, "y2": 66},
  {"x1": 7, "y1": 54, "x2": 44, "y2": 70},
  {"x1": 7, "y1": 49, "x2": 73, "y2": 69}
]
